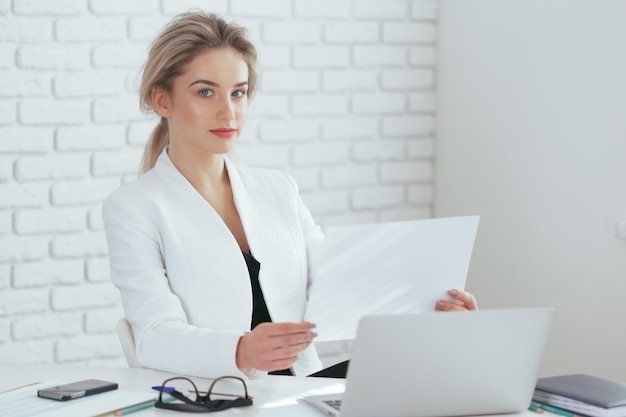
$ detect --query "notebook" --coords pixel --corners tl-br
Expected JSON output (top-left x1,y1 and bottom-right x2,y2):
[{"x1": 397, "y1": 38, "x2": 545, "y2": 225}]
[{"x1": 302, "y1": 307, "x2": 554, "y2": 417}]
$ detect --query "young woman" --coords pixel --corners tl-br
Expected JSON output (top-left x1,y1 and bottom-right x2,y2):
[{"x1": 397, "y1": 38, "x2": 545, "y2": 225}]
[{"x1": 102, "y1": 11, "x2": 477, "y2": 381}]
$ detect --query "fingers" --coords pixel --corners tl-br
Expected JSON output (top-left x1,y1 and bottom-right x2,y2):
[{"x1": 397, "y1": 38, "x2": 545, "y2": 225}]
[
  {"x1": 257, "y1": 321, "x2": 315, "y2": 337},
  {"x1": 255, "y1": 322, "x2": 317, "y2": 349},
  {"x1": 236, "y1": 322, "x2": 318, "y2": 372},
  {"x1": 435, "y1": 289, "x2": 479, "y2": 312},
  {"x1": 271, "y1": 340, "x2": 312, "y2": 361}
]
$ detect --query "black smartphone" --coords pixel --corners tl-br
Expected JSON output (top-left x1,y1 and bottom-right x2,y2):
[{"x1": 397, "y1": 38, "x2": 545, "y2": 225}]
[{"x1": 37, "y1": 379, "x2": 118, "y2": 401}]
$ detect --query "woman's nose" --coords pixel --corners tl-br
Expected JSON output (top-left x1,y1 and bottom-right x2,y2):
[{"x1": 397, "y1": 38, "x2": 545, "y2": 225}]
[{"x1": 217, "y1": 97, "x2": 235, "y2": 121}]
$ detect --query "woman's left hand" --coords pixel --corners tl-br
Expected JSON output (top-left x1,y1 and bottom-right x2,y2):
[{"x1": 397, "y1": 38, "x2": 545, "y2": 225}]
[{"x1": 435, "y1": 289, "x2": 478, "y2": 311}]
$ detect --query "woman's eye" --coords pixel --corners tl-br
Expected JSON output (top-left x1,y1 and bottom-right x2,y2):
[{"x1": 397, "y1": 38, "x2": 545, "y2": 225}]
[
  {"x1": 199, "y1": 89, "x2": 213, "y2": 97},
  {"x1": 232, "y1": 90, "x2": 247, "y2": 98}
]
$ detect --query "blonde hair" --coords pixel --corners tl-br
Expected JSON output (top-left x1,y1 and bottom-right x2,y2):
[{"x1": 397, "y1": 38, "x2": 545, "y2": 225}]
[{"x1": 138, "y1": 11, "x2": 258, "y2": 174}]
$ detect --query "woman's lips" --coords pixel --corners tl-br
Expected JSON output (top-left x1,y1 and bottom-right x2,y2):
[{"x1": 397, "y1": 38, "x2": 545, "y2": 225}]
[{"x1": 209, "y1": 128, "x2": 237, "y2": 138}]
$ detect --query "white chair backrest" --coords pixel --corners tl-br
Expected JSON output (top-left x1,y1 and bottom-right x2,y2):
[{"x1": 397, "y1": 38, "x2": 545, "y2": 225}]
[{"x1": 116, "y1": 318, "x2": 140, "y2": 368}]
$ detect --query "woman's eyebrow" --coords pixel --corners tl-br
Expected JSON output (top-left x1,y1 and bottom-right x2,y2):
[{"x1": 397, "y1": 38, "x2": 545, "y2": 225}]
[
  {"x1": 188, "y1": 79, "x2": 219, "y2": 88},
  {"x1": 188, "y1": 79, "x2": 248, "y2": 88}
]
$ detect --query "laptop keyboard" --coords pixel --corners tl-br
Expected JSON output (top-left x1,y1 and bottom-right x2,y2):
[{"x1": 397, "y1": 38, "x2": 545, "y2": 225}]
[{"x1": 324, "y1": 399, "x2": 343, "y2": 411}]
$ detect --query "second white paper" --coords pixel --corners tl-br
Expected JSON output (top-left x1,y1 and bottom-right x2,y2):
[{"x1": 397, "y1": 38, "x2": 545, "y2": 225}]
[{"x1": 305, "y1": 216, "x2": 480, "y2": 341}]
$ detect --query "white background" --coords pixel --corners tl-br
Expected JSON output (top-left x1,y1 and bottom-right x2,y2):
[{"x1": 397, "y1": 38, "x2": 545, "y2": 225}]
[{"x1": 436, "y1": 0, "x2": 626, "y2": 381}]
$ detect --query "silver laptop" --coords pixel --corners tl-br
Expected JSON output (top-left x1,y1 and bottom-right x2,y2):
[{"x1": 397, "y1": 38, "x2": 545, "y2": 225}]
[{"x1": 303, "y1": 307, "x2": 554, "y2": 417}]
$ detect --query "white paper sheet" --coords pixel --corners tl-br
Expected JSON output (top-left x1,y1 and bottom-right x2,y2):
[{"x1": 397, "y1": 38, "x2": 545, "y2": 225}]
[{"x1": 304, "y1": 216, "x2": 480, "y2": 341}]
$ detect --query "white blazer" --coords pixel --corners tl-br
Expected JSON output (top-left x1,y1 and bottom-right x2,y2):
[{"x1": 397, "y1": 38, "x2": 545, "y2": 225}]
[{"x1": 102, "y1": 149, "x2": 324, "y2": 379}]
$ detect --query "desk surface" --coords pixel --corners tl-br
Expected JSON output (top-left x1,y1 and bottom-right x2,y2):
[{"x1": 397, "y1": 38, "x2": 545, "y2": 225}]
[
  {"x1": 0, "y1": 361, "x2": 346, "y2": 416},
  {"x1": 0, "y1": 362, "x2": 539, "y2": 417}
]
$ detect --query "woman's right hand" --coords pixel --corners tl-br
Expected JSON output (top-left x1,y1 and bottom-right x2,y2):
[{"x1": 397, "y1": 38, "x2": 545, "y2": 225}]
[{"x1": 235, "y1": 322, "x2": 317, "y2": 372}]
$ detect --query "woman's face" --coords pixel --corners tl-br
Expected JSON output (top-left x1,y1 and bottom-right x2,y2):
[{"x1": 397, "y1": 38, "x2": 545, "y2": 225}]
[{"x1": 161, "y1": 47, "x2": 249, "y2": 155}]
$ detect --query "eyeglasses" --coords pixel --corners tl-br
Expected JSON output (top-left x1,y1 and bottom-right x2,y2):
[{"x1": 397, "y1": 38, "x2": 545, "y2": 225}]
[{"x1": 154, "y1": 376, "x2": 253, "y2": 413}]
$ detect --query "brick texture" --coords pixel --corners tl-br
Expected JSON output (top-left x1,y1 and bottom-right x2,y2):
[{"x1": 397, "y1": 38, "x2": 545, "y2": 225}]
[{"x1": 0, "y1": 0, "x2": 438, "y2": 366}]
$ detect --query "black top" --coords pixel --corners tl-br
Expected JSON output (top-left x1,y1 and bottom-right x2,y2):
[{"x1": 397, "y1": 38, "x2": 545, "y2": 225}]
[
  {"x1": 241, "y1": 251, "x2": 293, "y2": 376},
  {"x1": 241, "y1": 251, "x2": 272, "y2": 329}
]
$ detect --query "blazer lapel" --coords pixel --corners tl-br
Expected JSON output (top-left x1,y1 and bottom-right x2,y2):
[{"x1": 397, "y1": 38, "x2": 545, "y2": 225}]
[
  {"x1": 153, "y1": 149, "x2": 249, "y2": 267},
  {"x1": 224, "y1": 157, "x2": 266, "y2": 265}
]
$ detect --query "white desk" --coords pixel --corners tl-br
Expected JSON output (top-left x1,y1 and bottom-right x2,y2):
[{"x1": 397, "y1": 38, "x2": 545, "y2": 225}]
[
  {"x1": 0, "y1": 361, "x2": 345, "y2": 416},
  {"x1": 0, "y1": 362, "x2": 540, "y2": 417}
]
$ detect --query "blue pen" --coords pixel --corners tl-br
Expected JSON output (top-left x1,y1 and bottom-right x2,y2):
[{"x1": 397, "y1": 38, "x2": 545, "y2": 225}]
[{"x1": 151, "y1": 386, "x2": 175, "y2": 393}]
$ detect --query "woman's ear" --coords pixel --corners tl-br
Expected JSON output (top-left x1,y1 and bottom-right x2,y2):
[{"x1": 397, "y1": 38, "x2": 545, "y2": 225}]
[{"x1": 152, "y1": 87, "x2": 171, "y2": 118}]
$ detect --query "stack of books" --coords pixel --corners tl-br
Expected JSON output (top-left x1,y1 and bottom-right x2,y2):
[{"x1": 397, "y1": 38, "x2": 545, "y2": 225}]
[{"x1": 530, "y1": 374, "x2": 626, "y2": 417}]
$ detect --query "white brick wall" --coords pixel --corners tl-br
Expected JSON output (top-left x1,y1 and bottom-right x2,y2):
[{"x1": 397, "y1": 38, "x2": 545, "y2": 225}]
[{"x1": 0, "y1": 0, "x2": 438, "y2": 367}]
